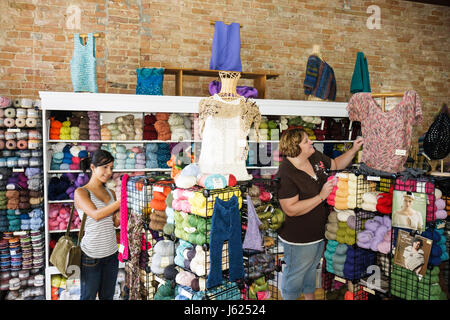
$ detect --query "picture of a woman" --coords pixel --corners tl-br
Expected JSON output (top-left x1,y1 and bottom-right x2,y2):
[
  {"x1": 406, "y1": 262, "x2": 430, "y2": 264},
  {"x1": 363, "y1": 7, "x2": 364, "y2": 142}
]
[
  {"x1": 392, "y1": 191, "x2": 424, "y2": 232},
  {"x1": 403, "y1": 237, "x2": 425, "y2": 276}
]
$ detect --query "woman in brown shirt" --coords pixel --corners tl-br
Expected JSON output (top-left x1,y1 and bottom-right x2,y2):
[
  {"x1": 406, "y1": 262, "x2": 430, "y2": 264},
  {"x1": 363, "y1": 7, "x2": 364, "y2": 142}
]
[{"x1": 276, "y1": 128, "x2": 363, "y2": 300}]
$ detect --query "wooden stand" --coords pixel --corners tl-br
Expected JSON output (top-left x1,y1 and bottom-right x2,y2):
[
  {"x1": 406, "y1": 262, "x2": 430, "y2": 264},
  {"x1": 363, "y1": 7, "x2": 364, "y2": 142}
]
[{"x1": 163, "y1": 68, "x2": 279, "y2": 99}]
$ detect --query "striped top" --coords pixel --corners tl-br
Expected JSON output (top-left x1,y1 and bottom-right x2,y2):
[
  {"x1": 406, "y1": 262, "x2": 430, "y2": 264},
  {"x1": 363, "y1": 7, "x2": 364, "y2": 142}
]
[{"x1": 77, "y1": 187, "x2": 118, "y2": 259}]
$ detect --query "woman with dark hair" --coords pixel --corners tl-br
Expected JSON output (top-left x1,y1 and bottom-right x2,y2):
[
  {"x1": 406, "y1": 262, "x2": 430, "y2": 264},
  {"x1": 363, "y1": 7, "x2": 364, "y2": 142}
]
[
  {"x1": 276, "y1": 128, "x2": 363, "y2": 300},
  {"x1": 403, "y1": 237, "x2": 425, "y2": 275},
  {"x1": 74, "y1": 149, "x2": 121, "y2": 300}
]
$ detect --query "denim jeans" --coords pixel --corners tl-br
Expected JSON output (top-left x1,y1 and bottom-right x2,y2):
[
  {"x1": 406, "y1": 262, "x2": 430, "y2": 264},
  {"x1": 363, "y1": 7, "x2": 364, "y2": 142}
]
[
  {"x1": 80, "y1": 251, "x2": 119, "y2": 300},
  {"x1": 206, "y1": 195, "x2": 244, "y2": 289},
  {"x1": 280, "y1": 240, "x2": 325, "y2": 300}
]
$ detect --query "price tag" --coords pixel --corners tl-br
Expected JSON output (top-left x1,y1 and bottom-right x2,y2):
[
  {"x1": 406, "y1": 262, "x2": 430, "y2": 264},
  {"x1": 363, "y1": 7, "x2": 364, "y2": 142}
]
[
  {"x1": 363, "y1": 287, "x2": 375, "y2": 295},
  {"x1": 395, "y1": 149, "x2": 407, "y2": 156},
  {"x1": 180, "y1": 288, "x2": 193, "y2": 299},
  {"x1": 161, "y1": 256, "x2": 170, "y2": 268},
  {"x1": 118, "y1": 244, "x2": 125, "y2": 254},
  {"x1": 154, "y1": 275, "x2": 165, "y2": 285},
  {"x1": 7, "y1": 128, "x2": 20, "y2": 133},
  {"x1": 334, "y1": 276, "x2": 346, "y2": 284},
  {"x1": 212, "y1": 178, "x2": 223, "y2": 189},
  {"x1": 367, "y1": 176, "x2": 380, "y2": 182},
  {"x1": 320, "y1": 120, "x2": 325, "y2": 131},
  {"x1": 12, "y1": 168, "x2": 24, "y2": 173},
  {"x1": 153, "y1": 185, "x2": 164, "y2": 193}
]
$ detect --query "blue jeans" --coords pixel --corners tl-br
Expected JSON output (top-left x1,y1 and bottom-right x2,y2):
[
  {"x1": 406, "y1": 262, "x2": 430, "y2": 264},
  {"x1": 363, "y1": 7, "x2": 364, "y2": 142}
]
[
  {"x1": 80, "y1": 251, "x2": 119, "y2": 300},
  {"x1": 206, "y1": 195, "x2": 244, "y2": 289},
  {"x1": 281, "y1": 240, "x2": 325, "y2": 300}
]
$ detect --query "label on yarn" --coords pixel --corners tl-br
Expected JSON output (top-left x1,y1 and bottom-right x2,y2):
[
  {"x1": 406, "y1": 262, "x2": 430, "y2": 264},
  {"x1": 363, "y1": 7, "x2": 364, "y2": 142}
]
[
  {"x1": 180, "y1": 288, "x2": 193, "y2": 299},
  {"x1": 395, "y1": 149, "x2": 407, "y2": 156},
  {"x1": 363, "y1": 287, "x2": 375, "y2": 295},
  {"x1": 212, "y1": 178, "x2": 223, "y2": 189},
  {"x1": 437, "y1": 221, "x2": 445, "y2": 229},
  {"x1": 154, "y1": 275, "x2": 165, "y2": 285},
  {"x1": 160, "y1": 256, "x2": 170, "y2": 268},
  {"x1": 367, "y1": 176, "x2": 380, "y2": 182},
  {"x1": 118, "y1": 244, "x2": 125, "y2": 254},
  {"x1": 153, "y1": 186, "x2": 164, "y2": 193},
  {"x1": 321, "y1": 120, "x2": 325, "y2": 131},
  {"x1": 334, "y1": 276, "x2": 346, "y2": 284}
]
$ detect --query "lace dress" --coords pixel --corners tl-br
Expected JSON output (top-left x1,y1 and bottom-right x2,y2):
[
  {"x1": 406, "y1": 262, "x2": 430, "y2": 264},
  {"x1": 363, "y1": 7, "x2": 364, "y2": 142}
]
[{"x1": 198, "y1": 94, "x2": 261, "y2": 181}]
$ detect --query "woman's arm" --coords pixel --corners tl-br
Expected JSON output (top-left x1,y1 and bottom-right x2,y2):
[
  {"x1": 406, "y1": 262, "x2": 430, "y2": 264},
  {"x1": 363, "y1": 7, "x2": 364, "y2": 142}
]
[
  {"x1": 331, "y1": 137, "x2": 364, "y2": 170},
  {"x1": 279, "y1": 179, "x2": 334, "y2": 217},
  {"x1": 74, "y1": 188, "x2": 120, "y2": 222},
  {"x1": 280, "y1": 195, "x2": 324, "y2": 217},
  {"x1": 110, "y1": 188, "x2": 121, "y2": 227}
]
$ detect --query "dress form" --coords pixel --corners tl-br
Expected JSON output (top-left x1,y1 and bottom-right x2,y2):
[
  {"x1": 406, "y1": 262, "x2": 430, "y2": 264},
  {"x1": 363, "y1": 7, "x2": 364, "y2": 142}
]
[
  {"x1": 217, "y1": 71, "x2": 242, "y2": 101},
  {"x1": 307, "y1": 44, "x2": 326, "y2": 102}
]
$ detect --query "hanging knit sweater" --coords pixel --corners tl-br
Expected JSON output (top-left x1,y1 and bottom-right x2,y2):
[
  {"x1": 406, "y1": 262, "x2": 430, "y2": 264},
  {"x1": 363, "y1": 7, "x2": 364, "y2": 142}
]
[{"x1": 303, "y1": 55, "x2": 337, "y2": 101}]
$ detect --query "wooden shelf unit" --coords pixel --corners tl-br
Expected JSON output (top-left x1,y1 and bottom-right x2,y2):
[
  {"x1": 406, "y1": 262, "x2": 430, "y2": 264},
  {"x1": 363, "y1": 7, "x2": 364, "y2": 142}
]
[{"x1": 163, "y1": 68, "x2": 279, "y2": 99}]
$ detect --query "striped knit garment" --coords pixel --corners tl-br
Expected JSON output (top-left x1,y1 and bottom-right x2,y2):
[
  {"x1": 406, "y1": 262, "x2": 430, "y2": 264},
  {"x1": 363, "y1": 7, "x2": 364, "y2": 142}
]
[
  {"x1": 78, "y1": 188, "x2": 118, "y2": 259},
  {"x1": 303, "y1": 55, "x2": 337, "y2": 101}
]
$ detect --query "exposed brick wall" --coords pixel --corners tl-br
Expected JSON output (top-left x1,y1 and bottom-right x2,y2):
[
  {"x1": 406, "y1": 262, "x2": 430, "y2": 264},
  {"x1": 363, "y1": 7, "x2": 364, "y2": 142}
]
[{"x1": 0, "y1": 0, "x2": 449, "y2": 136}]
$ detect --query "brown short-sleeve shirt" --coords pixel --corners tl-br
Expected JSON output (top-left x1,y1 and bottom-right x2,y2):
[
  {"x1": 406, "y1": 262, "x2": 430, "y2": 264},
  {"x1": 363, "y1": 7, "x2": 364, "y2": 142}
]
[{"x1": 276, "y1": 151, "x2": 332, "y2": 243}]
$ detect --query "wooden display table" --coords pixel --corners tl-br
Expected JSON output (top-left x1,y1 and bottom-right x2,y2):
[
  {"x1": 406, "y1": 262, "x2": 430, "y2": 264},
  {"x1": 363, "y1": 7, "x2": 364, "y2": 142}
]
[{"x1": 164, "y1": 68, "x2": 279, "y2": 99}]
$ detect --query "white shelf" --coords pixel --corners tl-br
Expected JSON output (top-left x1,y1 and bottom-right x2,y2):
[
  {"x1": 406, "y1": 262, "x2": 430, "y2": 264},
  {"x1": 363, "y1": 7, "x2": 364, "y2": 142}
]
[
  {"x1": 48, "y1": 168, "x2": 171, "y2": 174},
  {"x1": 48, "y1": 200, "x2": 74, "y2": 204},
  {"x1": 47, "y1": 139, "x2": 199, "y2": 144},
  {"x1": 39, "y1": 91, "x2": 349, "y2": 117}
]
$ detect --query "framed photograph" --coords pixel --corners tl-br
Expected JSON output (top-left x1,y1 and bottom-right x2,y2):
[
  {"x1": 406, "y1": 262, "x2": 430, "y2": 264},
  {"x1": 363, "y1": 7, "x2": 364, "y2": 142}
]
[
  {"x1": 393, "y1": 230, "x2": 433, "y2": 277},
  {"x1": 392, "y1": 190, "x2": 427, "y2": 232}
]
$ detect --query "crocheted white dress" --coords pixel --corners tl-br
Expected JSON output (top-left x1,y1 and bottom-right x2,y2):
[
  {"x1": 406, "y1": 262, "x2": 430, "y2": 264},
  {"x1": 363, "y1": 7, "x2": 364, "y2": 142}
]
[{"x1": 198, "y1": 94, "x2": 261, "y2": 181}]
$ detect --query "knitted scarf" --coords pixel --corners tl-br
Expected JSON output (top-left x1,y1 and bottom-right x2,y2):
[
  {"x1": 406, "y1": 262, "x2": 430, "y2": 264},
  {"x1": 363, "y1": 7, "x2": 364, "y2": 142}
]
[{"x1": 119, "y1": 173, "x2": 129, "y2": 262}]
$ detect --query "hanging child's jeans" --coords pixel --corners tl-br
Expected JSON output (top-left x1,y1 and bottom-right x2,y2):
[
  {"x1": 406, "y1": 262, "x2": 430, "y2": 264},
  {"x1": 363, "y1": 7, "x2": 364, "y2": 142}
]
[{"x1": 207, "y1": 195, "x2": 244, "y2": 289}]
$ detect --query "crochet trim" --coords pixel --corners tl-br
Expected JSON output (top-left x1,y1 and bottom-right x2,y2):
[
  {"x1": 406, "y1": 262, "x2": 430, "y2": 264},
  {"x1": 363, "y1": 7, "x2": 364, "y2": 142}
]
[{"x1": 198, "y1": 96, "x2": 262, "y2": 160}]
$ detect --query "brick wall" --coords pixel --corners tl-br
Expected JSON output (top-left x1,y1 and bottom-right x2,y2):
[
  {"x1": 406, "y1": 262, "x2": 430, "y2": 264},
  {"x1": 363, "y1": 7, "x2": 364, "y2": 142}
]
[{"x1": 0, "y1": 0, "x2": 449, "y2": 135}]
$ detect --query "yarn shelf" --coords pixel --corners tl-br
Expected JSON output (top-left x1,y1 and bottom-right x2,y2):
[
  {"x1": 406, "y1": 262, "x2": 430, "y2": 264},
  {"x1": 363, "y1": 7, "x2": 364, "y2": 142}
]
[{"x1": 40, "y1": 91, "x2": 354, "y2": 300}]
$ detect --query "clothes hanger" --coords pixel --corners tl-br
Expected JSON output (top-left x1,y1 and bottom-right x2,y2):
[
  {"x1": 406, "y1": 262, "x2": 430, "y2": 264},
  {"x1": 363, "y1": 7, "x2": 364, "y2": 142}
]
[
  {"x1": 69, "y1": 33, "x2": 103, "y2": 45},
  {"x1": 210, "y1": 21, "x2": 243, "y2": 28},
  {"x1": 371, "y1": 92, "x2": 405, "y2": 112}
]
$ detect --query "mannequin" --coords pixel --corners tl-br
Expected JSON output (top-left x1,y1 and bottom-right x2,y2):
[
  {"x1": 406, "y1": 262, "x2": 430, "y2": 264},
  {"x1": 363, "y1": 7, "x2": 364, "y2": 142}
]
[
  {"x1": 311, "y1": 44, "x2": 323, "y2": 60},
  {"x1": 198, "y1": 71, "x2": 261, "y2": 181},
  {"x1": 217, "y1": 71, "x2": 241, "y2": 101}
]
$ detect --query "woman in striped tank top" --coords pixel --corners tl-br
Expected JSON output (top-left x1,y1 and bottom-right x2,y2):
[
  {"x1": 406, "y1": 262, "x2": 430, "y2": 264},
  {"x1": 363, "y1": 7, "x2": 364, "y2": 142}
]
[{"x1": 74, "y1": 150, "x2": 121, "y2": 300}]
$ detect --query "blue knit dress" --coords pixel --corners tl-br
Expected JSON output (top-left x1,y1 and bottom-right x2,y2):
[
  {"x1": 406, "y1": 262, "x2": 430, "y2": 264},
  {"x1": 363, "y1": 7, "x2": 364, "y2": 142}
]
[{"x1": 70, "y1": 33, "x2": 98, "y2": 93}]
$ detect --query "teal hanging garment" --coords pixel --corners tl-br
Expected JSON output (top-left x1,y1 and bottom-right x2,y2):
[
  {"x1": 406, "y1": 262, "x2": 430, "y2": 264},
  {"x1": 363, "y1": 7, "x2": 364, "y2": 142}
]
[
  {"x1": 350, "y1": 51, "x2": 371, "y2": 94},
  {"x1": 136, "y1": 68, "x2": 164, "y2": 95},
  {"x1": 70, "y1": 33, "x2": 98, "y2": 93}
]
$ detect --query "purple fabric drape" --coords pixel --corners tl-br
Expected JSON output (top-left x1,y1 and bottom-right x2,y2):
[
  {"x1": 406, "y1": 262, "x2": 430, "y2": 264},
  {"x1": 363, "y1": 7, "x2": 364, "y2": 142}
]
[
  {"x1": 209, "y1": 21, "x2": 242, "y2": 72},
  {"x1": 209, "y1": 80, "x2": 258, "y2": 99}
]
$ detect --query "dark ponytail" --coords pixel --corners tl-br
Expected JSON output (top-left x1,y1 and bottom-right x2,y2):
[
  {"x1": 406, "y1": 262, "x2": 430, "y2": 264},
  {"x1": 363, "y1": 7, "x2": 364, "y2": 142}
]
[{"x1": 80, "y1": 149, "x2": 114, "y2": 173}]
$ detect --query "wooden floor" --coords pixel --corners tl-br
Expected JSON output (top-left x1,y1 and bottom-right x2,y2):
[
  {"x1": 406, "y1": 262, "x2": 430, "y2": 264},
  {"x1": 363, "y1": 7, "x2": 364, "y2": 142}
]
[{"x1": 269, "y1": 285, "x2": 326, "y2": 300}]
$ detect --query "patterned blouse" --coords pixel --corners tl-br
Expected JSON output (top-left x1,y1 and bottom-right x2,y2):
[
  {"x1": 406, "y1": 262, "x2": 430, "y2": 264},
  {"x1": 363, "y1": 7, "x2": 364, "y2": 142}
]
[{"x1": 346, "y1": 90, "x2": 422, "y2": 173}]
